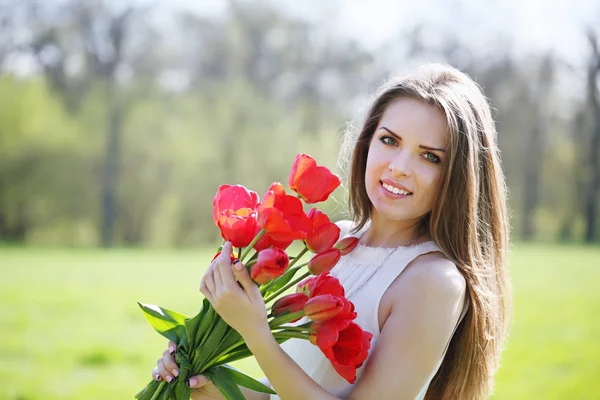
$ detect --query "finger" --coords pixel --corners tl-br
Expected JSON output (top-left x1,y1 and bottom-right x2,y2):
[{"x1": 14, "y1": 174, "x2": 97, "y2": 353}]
[
  {"x1": 152, "y1": 367, "x2": 162, "y2": 381},
  {"x1": 157, "y1": 358, "x2": 174, "y2": 383},
  {"x1": 168, "y1": 341, "x2": 177, "y2": 354},
  {"x1": 200, "y1": 279, "x2": 214, "y2": 304},
  {"x1": 212, "y1": 254, "x2": 223, "y2": 295},
  {"x1": 232, "y1": 259, "x2": 261, "y2": 303},
  {"x1": 219, "y1": 245, "x2": 238, "y2": 290},
  {"x1": 203, "y1": 265, "x2": 216, "y2": 296},
  {"x1": 188, "y1": 374, "x2": 211, "y2": 388},
  {"x1": 162, "y1": 349, "x2": 179, "y2": 377}
]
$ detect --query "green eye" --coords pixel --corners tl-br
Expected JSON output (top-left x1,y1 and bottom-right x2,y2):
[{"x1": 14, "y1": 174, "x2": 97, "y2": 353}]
[
  {"x1": 425, "y1": 153, "x2": 441, "y2": 163},
  {"x1": 380, "y1": 136, "x2": 397, "y2": 146}
]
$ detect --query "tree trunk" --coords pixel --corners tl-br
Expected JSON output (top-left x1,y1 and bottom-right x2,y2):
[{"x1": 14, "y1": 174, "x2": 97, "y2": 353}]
[
  {"x1": 100, "y1": 86, "x2": 123, "y2": 248},
  {"x1": 584, "y1": 32, "x2": 600, "y2": 243},
  {"x1": 522, "y1": 124, "x2": 543, "y2": 240}
]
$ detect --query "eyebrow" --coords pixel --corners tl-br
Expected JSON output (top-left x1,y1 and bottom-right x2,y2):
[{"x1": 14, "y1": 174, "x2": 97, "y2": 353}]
[{"x1": 379, "y1": 126, "x2": 447, "y2": 153}]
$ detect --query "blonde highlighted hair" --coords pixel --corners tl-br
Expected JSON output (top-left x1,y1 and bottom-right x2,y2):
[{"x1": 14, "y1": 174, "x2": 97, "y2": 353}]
[{"x1": 340, "y1": 64, "x2": 512, "y2": 399}]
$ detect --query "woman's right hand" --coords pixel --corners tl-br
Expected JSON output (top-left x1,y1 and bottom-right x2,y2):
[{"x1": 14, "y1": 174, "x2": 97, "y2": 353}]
[{"x1": 152, "y1": 341, "x2": 224, "y2": 400}]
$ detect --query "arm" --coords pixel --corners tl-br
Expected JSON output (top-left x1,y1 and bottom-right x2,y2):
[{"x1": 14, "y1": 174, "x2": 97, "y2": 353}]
[
  {"x1": 204, "y1": 242, "x2": 466, "y2": 400},
  {"x1": 347, "y1": 253, "x2": 466, "y2": 400},
  {"x1": 245, "y1": 254, "x2": 465, "y2": 400},
  {"x1": 238, "y1": 378, "x2": 271, "y2": 400}
]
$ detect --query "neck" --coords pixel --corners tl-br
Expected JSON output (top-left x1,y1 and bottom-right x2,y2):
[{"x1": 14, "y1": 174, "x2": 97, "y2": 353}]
[{"x1": 361, "y1": 212, "x2": 427, "y2": 248}]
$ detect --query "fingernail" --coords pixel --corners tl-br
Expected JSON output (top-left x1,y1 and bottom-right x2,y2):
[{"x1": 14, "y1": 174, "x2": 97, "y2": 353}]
[
  {"x1": 172, "y1": 369, "x2": 179, "y2": 377},
  {"x1": 233, "y1": 261, "x2": 243, "y2": 270},
  {"x1": 166, "y1": 375, "x2": 173, "y2": 383},
  {"x1": 155, "y1": 374, "x2": 162, "y2": 381},
  {"x1": 169, "y1": 345, "x2": 176, "y2": 354},
  {"x1": 188, "y1": 378, "x2": 197, "y2": 387}
]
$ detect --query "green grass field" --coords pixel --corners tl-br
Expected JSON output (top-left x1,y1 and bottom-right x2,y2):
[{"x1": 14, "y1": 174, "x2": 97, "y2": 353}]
[{"x1": 1, "y1": 244, "x2": 599, "y2": 399}]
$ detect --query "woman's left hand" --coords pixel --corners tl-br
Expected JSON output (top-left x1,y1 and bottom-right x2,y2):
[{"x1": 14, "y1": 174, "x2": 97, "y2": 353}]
[{"x1": 200, "y1": 241, "x2": 269, "y2": 340}]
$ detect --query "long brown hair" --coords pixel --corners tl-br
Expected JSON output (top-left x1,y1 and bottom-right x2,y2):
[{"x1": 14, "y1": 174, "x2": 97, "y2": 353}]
[{"x1": 341, "y1": 64, "x2": 512, "y2": 399}]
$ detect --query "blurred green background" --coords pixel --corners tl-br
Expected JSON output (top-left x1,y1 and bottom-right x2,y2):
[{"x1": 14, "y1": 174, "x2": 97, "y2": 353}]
[{"x1": 1, "y1": 0, "x2": 600, "y2": 399}]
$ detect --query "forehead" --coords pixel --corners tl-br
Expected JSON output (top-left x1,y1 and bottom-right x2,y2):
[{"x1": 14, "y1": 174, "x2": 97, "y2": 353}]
[{"x1": 377, "y1": 97, "x2": 449, "y2": 146}]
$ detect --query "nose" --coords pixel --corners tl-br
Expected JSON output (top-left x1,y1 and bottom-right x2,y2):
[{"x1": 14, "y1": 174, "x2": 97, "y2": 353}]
[{"x1": 388, "y1": 150, "x2": 412, "y2": 177}]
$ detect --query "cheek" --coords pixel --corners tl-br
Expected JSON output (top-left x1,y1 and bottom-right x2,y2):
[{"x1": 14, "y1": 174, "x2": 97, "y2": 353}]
[{"x1": 417, "y1": 168, "x2": 444, "y2": 204}]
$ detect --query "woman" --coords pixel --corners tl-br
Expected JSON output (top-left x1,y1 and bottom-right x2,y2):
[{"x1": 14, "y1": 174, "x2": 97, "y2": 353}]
[{"x1": 153, "y1": 63, "x2": 512, "y2": 399}]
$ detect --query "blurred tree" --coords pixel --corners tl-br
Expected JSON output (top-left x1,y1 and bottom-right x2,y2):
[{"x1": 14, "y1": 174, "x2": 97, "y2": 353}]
[
  {"x1": 20, "y1": 0, "x2": 155, "y2": 247},
  {"x1": 584, "y1": 29, "x2": 600, "y2": 242}
]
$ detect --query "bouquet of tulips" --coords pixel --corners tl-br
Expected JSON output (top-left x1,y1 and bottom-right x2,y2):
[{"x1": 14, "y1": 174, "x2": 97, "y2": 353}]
[{"x1": 135, "y1": 154, "x2": 371, "y2": 400}]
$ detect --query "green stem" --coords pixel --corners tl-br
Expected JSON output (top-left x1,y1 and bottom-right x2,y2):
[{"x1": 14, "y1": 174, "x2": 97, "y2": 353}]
[
  {"x1": 203, "y1": 340, "x2": 245, "y2": 370},
  {"x1": 288, "y1": 247, "x2": 308, "y2": 269},
  {"x1": 150, "y1": 381, "x2": 165, "y2": 400},
  {"x1": 258, "y1": 247, "x2": 308, "y2": 296},
  {"x1": 264, "y1": 272, "x2": 310, "y2": 304},
  {"x1": 273, "y1": 326, "x2": 312, "y2": 333},
  {"x1": 273, "y1": 331, "x2": 310, "y2": 340},
  {"x1": 241, "y1": 229, "x2": 266, "y2": 262},
  {"x1": 268, "y1": 310, "x2": 306, "y2": 329}
]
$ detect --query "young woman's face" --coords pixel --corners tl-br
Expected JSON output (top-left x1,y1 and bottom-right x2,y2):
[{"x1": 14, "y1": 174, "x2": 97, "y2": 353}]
[{"x1": 365, "y1": 97, "x2": 449, "y2": 224}]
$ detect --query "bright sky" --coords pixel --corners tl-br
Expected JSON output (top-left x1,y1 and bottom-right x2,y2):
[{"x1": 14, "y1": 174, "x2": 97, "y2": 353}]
[{"x1": 167, "y1": 0, "x2": 599, "y2": 67}]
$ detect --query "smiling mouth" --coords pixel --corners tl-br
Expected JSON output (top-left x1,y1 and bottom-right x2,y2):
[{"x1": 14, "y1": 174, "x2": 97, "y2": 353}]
[{"x1": 381, "y1": 182, "x2": 413, "y2": 196}]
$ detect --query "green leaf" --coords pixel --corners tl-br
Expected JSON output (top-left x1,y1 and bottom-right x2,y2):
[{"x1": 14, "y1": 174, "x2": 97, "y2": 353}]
[
  {"x1": 195, "y1": 318, "x2": 230, "y2": 371},
  {"x1": 219, "y1": 365, "x2": 276, "y2": 394},
  {"x1": 138, "y1": 302, "x2": 188, "y2": 343},
  {"x1": 196, "y1": 299, "x2": 215, "y2": 347},
  {"x1": 184, "y1": 308, "x2": 205, "y2": 350},
  {"x1": 262, "y1": 268, "x2": 301, "y2": 297},
  {"x1": 204, "y1": 367, "x2": 246, "y2": 400},
  {"x1": 213, "y1": 336, "x2": 290, "y2": 366},
  {"x1": 214, "y1": 328, "x2": 242, "y2": 355},
  {"x1": 174, "y1": 380, "x2": 192, "y2": 400}
]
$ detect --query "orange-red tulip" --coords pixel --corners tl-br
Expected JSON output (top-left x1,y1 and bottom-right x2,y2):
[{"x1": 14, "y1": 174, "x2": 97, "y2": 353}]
[
  {"x1": 334, "y1": 236, "x2": 360, "y2": 256},
  {"x1": 307, "y1": 248, "x2": 341, "y2": 275},
  {"x1": 297, "y1": 273, "x2": 345, "y2": 298},
  {"x1": 305, "y1": 208, "x2": 341, "y2": 253},
  {"x1": 271, "y1": 293, "x2": 309, "y2": 322},
  {"x1": 212, "y1": 184, "x2": 259, "y2": 225},
  {"x1": 304, "y1": 294, "x2": 344, "y2": 322},
  {"x1": 288, "y1": 154, "x2": 340, "y2": 204},
  {"x1": 217, "y1": 208, "x2": 258, "y2": 248},
  {"x1": 250, "y1": 247, "x2": 290, "y2": 284},
  {"x1": 257, "y1": 183, "x2": 311, "y2": 242}
]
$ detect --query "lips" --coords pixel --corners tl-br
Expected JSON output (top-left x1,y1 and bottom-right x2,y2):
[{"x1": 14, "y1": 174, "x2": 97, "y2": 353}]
[{"x1": 381, "y1": 180, "x2": 412, "y2": 196}]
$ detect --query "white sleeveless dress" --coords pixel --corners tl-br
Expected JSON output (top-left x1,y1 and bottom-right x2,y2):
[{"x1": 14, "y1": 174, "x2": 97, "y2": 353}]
[{"x1": 270, "y1": 221, "x2": 469, "y2": 400}]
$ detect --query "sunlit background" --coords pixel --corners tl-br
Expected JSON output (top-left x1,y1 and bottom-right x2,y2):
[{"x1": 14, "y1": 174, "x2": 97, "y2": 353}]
[{"x1": 1, "y1": 0, "x2": 599, "y2": 399}]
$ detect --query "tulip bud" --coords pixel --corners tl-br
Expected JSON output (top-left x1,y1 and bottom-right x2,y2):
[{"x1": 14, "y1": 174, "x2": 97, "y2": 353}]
[
  {"x1": 250, "y1": 248, "x2": 290, "y2": 284},
  {"x1": 334, "y1": 237, "x2": 360, "y2": 256},
  {"x1": 305, "y1": 208, "x2": 341, "y2": 253},
  {"x1": 308, "y1": 248, "x2": 341, "y2": 275},
  {"x1": 272, "y1": 293, "x2": 309, "y2": 321},
  {"x1": 304, "y1": 294, "x2": 344, "y2": 322}
]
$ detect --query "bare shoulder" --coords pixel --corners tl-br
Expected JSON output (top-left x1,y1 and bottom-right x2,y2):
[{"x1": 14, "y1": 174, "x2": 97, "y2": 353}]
[{"x1": 391, "y1": 251, "x2": 466, "y2": 304}]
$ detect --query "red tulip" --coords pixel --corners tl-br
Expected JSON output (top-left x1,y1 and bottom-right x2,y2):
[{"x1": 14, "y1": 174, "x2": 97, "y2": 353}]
[
  {"x1": 298, "y1": 273, "x2": 345, "y2": 298},
  {"x1": 304, "y1": 294, "x2": 344, "y2": 322},
  {"x1": 310, "y1": 322, "x2": 373, "y2": 384},
  {"x1": 271, "y1": 293, "x2": 309, "y2": 322},
  {"x1": 308, "y1": 248, "x2": 341, "y2": 275},
  {"x1": 305, "y1": 208, "x2": 341, "y2": 253},
  {"x1": 217, "y1": 208, "x2": 258, "y2": 248},
  {"x1": 212, "y1": 184, "x2": 259, "y2": 225},
  {"x1": 252, "y1": 225, "x2": 293, "y2": 252},
  {"x1": 288, "y1": 154, "x2": 341, "y2": 204},
  {"x1": 257, "y1": 183, "x2": 311, "y2": 242},
  {"x1": 211, "y1": 250, "x2": 237, "y2": 264},
  {"x1": 334, "y1": 236, "x2": 360, "y2": 256},
  {"x1": 250, "y1": 248, "x2": 290, "y2": 284}
]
